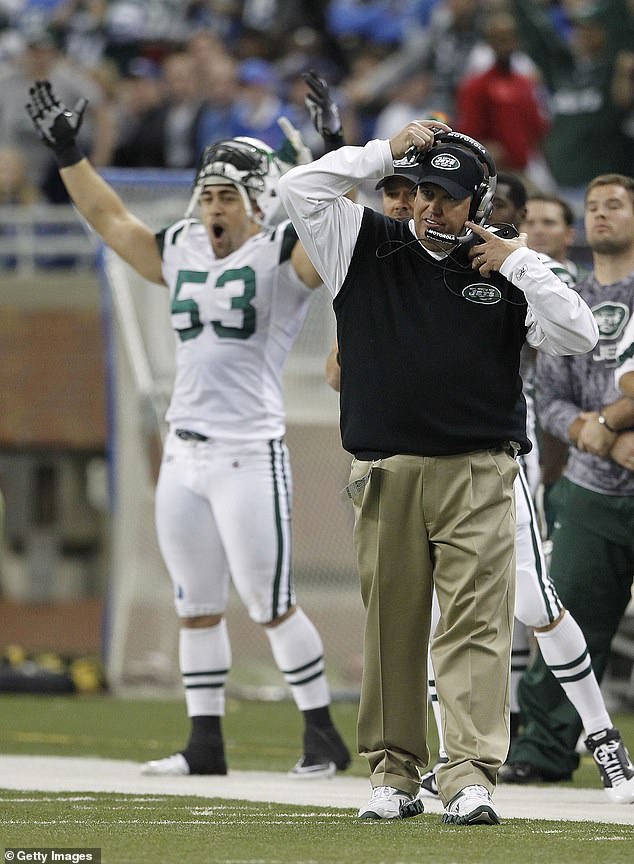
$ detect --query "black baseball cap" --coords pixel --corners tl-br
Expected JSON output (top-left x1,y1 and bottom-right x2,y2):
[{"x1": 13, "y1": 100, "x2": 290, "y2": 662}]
[
  {"x1": 375, "y1": 167, "x2": 419, "y2": 190},
  {"x1": 414, "y1": 144, "x2": 485, "y2": 200},
  {"x1": 374, "y1": 165, "x2": 420, "y2": 189}
]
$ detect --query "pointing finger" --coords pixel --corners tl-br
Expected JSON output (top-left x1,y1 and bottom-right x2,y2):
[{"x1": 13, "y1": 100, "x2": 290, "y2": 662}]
[{"x1": 464, "y1": 221, "x2": 490, "y2": 238}]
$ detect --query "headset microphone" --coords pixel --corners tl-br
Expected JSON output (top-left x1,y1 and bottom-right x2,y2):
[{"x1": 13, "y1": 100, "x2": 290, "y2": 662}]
[
  {"x1": 426, "y1": 227, "x2": 473, "y2": 245},
  {"x1": 426, "y1": 222, "x2": 519, "y2": 246}
]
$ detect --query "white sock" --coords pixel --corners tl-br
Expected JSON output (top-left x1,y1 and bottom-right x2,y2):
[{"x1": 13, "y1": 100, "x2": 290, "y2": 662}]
[
  {"x1": 179, "y1": 622, "x2": 231, "y2": 717},
  {"x1": 265, "y1": 607, "x2": 330, "y2": 711},
  {"x1": 511, "y1": 620, "x2": 530, "y2": 714},
  {"x1": 534, "y1": 611, "x2": 611, "y2": 735}
]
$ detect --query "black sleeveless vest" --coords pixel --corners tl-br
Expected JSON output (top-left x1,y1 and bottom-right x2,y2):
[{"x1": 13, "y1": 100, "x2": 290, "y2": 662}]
[{"x1": 333, "y1": 207, "x2": 530, "y2": 458}]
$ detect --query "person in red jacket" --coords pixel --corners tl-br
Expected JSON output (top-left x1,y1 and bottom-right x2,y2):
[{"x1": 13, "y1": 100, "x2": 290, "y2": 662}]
[{"x1": 455, "y1": 11, "x2": 549, "y2": 185}]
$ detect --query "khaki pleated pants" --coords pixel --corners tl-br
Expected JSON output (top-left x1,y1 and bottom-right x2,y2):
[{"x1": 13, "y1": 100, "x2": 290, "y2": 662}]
[{"x1": 349, "y1": 449, "x2": 518, "y2": 804}]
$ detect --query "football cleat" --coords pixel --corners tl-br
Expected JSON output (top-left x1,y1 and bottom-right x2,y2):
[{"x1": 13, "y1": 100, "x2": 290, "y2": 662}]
[
  {"x1": 418, "y1": 755, "x2": 449, "y2": 798},
  {"x1": 288, "y1": 723, "x2": 350, "y2": 779},
  {"x1": 584, "y1": 727, "x2": 634, "y2": 804},
  {"x1": 288, "y1": 758, "x2": 337, "y2": 779},
  {"x1": 141, "y1": 741, "x2": 227, "y2": 776},
  {"x1": 141, "y1": 753, "x2": 190, "y2": 776}
]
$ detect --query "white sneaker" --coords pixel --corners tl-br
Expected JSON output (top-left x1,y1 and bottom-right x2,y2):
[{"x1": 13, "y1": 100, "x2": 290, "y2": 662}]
[
  {"x1": 141, "y1": 753, "x2": 190, "y2": 776},
  {"x1": 442, "y1": 784, "x2": 500, "y2": 825},
  {"x1": 357, "y1": 785, "x2": 424, "y2": 820}
]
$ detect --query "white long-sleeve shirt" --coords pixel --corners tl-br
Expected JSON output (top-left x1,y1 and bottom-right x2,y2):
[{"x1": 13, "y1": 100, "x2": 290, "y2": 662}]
[{"x1": 279, "y1": 139, "x2": 599, "y2": 357}]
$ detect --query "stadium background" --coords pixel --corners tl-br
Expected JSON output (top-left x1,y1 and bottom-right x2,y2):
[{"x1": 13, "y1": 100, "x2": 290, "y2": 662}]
[{"x1": 0, "y1": 0, "x2": 632, "y2": 712}]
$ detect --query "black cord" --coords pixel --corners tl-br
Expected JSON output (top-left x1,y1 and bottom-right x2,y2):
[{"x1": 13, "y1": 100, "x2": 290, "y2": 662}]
[{"x1": 375, "y1": 224, "x2": 528, "y2": 307}]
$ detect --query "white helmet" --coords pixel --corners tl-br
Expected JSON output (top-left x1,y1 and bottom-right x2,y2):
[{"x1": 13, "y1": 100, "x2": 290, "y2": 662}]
[{"x1": 184, "y1": 137, "x2": 285, "y2": 228}]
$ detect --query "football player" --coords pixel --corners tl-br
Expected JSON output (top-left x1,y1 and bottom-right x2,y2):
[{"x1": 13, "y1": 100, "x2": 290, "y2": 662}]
[{"x1": 25, "y1": 79, "x2": 350, "y2": 779}]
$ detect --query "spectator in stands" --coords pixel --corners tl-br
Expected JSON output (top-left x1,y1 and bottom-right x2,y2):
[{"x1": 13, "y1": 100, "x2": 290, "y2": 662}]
[
  {"x1": 229, "y1": 58, "x2": 291, "y2": 150},
  {"x1": 49, "y1": 0, "x2": 110, "y2": 71},
  {"x1": 0, "y1": 146, "x2": 41, "y2": 270},
  {"x1": 373, "y1": 72, "x2": 446, "y2": 140},
  {"x1": 276, "y1": 25, "x2": 345, "y2": 95},
  {"x1": 240, "y1": 0, "x2": 331, "y2": 54},
  {"x1": 611, "y1": 48, "x2": 634, "y2": 169},
  {"x1": 194, "y1": 53, "x2": 241, "y2": 161},
  {"x1": 326, "y1": 0, "x2": 407, "y2": 55},
  {"x1": 0, "y1": 22, "x2": 115, "y2": 200},
  {"x1": 0, "y1": 147, "x2": 40, "y2": 205},
  {"x1": 116, "y1": 50, "x2": 207, "y2": 170},
  {"x1": 344, "y1": 0, "x2": 486, "y2": 123},
  {"x1": 509, "y1": 0, "x2": 634, "y2": 213},
  {"x1": 186, "y1": 27, "x2": 231, "y2": 98},
  {"x1": 455, "y1": 11, "x2": 552, "y2": 191},
  {"x1": 111, "y1": 56, "x2": 164, "y2": 168}
]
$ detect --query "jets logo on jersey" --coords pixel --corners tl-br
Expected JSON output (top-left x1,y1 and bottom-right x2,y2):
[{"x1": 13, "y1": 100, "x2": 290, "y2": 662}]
[
  {"x1": 593, "y1": 302, "x2": 629, "y2": 339},
  {"x1": 462, "y1": 283, "x2": 502, "y2": 305},
  {"x1": 591, "y1": 302, "x2": 630, "y2": 366}
]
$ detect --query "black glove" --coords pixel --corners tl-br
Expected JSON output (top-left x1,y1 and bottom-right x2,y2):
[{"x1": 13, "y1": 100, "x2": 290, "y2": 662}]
[
  {"x1": 302, "y1": 70, "x2": 345, "y2": 152},
  {"x1": 25, "y1": 79, "x2": 87, "y2": 168}
]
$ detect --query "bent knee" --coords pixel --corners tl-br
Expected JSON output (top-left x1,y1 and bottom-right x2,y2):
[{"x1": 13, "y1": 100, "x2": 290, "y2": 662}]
[
  {"x1": 262, "y1": 606, "x2": 297, "y2": 629},
  {"x1": 533, "y1": 608, "x2": 566, "y2": 634}
]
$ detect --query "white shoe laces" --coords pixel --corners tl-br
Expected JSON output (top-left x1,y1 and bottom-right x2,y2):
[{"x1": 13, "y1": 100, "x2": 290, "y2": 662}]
[{"x1": 369, "y1": 785, "x2": 402, "y2": 801}]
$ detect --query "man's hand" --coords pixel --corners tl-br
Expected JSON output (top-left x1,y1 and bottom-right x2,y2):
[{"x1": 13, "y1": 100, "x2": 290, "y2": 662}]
[
  {"x1": 389, "y1": 119, "x2": 451, "y2": 161},
  {"x1": 576, "y1": 410, "x2": 618, "y2": 457},
  {"x1": 25, "y1": 79, "x2": 87, "y2": 167},
  {"x1": 467, "y1": 222, "x2": 526, "y2": 276},
  {"x1": 302, "y1": 70, "x2": 345, "y2": 150},
  {"x1": 608, "y1": 429, "x2": 634, "y2": 471}
]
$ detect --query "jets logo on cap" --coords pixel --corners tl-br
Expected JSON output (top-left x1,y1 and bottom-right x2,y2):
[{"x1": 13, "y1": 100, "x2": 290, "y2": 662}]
[{"x1": 430, "y1": 154, "x2": 461, "y2": 171}]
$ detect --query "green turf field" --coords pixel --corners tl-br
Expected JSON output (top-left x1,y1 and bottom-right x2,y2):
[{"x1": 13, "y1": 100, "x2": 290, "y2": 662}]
[
  {"x1": 1, "y1": 695, "x2": 633, "y2": 863},
  {"x1": 2, "y1": 790, "x2": 633, "y2": 864}
]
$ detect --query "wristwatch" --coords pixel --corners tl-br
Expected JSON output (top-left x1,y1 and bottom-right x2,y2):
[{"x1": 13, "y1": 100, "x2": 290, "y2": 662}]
[{"x1": 598, "y1": 412, "x2": 618, "y2": 434}]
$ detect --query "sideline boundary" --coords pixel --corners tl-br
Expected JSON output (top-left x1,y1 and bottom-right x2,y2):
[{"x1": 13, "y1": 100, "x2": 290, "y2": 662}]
[{"x1": 1, "y1": 755, "x2": 633, "y2": 825}]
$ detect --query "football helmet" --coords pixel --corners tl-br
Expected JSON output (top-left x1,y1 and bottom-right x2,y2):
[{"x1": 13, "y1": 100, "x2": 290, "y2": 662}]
[{"x1": 185, "y1": 137, "x2": 285, "y2": 228}]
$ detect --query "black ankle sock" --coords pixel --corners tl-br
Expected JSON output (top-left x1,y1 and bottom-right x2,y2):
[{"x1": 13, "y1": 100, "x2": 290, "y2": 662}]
[
  {"x1": 302, "y1": 706, "x2": 332, "y2": 729},
  {"x1": 189, "y1": 715, "x2": 222, "y2": 743},
  {"x1": 182, "y1": 715, "x2": 227, "y2": 774}
]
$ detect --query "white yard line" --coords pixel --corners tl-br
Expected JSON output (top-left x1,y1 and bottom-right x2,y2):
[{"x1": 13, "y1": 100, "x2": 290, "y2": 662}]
[{"x1": 0, "y1": 755, "x2": 633, "y2": 825}]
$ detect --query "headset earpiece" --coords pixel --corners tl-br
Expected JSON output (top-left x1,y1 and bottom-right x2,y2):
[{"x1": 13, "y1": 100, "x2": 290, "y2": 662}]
[{"x1": 431, "y1": 131, "x2": 497, "y2": 226}]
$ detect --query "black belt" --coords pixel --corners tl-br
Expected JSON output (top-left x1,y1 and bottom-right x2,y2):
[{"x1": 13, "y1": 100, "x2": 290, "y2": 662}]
[{"x1": 175, "y1": 428, "x2": 209, "y2": 442}]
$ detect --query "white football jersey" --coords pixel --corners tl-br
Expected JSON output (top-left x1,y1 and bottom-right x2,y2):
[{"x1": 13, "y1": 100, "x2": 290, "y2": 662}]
[{"x1": 158, "y1": 218, "x2": 312, "y2": 441}]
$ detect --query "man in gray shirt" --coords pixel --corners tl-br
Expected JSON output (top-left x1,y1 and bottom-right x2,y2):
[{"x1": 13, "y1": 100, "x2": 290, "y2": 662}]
[{"x1": 502, "y1": 173, "x2": 634, "y2": 802}]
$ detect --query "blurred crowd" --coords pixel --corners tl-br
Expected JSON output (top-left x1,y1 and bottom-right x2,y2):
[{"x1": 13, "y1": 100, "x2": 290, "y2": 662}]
[{"x1": 0, "y1": 0, "x2": 633, "y2": 214}]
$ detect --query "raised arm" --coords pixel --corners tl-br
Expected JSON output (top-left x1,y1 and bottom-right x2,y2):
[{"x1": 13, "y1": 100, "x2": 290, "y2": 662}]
[
  {"x1": 279, "y1": 141, "x2": 382, "y2": 294},
  {"x1": 279, "y1": 118, "x2": 448, "y2": 294},
  {"x1": 26, "y1": 80, "x2": 164, "y2": 285}
]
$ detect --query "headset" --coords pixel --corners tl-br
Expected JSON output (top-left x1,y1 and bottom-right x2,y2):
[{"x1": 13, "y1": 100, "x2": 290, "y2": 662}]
[{"x1": 399, "y1": 131, "x2": 497, "y2": 245}]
